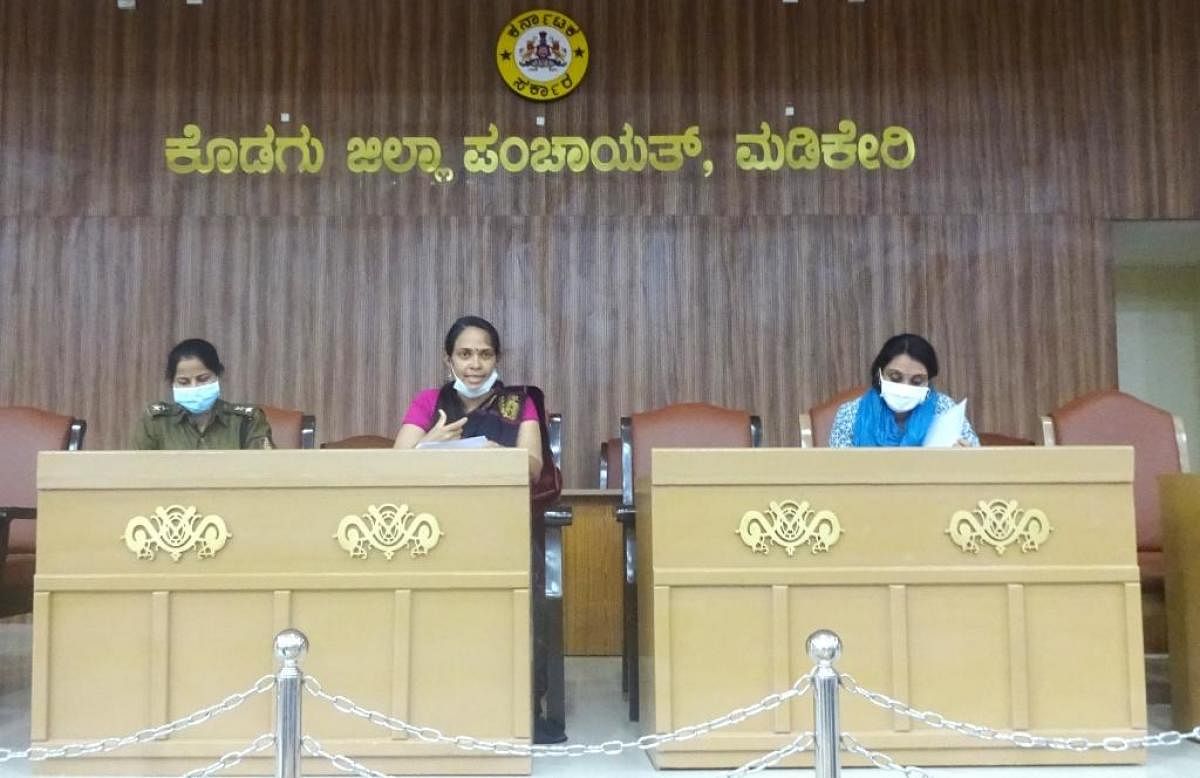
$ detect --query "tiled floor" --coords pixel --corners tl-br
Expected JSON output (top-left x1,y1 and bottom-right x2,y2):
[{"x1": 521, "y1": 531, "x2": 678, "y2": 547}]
[{"x1": 0, "y1": 616, "x2": 1197, "y2": 777}]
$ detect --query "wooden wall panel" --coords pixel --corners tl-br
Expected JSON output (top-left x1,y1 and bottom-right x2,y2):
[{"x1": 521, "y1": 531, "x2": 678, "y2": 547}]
[{"x1": 0, "y1": 0, "x2": 1195, "y2": 483}]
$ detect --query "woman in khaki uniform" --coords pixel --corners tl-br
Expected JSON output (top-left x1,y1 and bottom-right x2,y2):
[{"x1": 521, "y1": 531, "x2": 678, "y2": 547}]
[{"x1": 133, "y1": 338, "x2": 273, "y2": 450}]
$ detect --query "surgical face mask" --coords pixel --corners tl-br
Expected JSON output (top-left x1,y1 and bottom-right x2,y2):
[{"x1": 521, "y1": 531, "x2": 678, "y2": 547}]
[
  {"x1": 453, "y1": 369, "x2": 499, "y2": 399},
  {"x1": 879, "y1": 373, "x2": 929, "y2": 414},
  {"x1": 173, "y1": 380, "x2": 221, "y2": 415}
]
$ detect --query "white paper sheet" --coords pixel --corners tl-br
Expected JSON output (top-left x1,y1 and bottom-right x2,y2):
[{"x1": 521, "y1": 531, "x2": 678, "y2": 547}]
[
  {"x1": 923, "y1": 399, "x2": 967, "y2": 448},
  {"x1": 416, "y1": 435, "x2": 490, "y2": 450}
]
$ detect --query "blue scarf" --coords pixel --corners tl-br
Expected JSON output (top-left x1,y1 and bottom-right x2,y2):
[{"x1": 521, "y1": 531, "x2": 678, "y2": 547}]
[{"x1": 851, "y1": 387, "x2": 938, "y2": 447}]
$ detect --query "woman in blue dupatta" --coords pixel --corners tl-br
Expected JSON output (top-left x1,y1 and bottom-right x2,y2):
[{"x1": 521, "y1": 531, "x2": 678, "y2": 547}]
[{"x1": 829, "y1": 333, "x2": 979, "y2": 447}]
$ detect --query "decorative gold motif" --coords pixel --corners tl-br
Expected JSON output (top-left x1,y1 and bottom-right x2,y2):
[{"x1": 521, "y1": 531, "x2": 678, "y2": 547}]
[
  {"x1": 737, "y1": 500, "x2": 843, "y2": 556},
  {"x1": 122, "y1": 505, "x2": 231, "y2": 562},
  {"x1": 335, "y1": 503, "x2": 444, "y2": 560},
  {"x1": 946, "y1": 499, "x2": 1053, "y2": 555},
  {"x1": 498, "y1": 393, "x2": 521, "y2": 421}
]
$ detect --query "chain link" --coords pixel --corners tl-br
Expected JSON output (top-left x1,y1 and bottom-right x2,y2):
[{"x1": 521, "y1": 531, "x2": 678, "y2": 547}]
[
  {"x1": 841, "y1": 733, "x2": 932, "y2": 777},
  {"x1": 0, "y1": 674, "x2": 274, "y2": 764},
  {"x1": 840, "y1": 673, "x2": 1200, "y2": 752},
  {"x1": 180, "y1": 733, "x2": 275, "y2": 778},
  {"x1": 303, "y1": 672, "x2": 811, "y2": 758},
  {"x1": 727, "y1": 731, "x2": 814, "y2": 775}
]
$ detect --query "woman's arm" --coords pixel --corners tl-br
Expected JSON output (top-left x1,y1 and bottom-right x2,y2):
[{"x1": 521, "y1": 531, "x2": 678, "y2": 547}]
[
  {"x1": 394, "y1": 410, "x2": 468, "y2": 448},
  {"x1": 515, "y1": 420, "x2": 544, "y2": 480},
  {"x1": 394, "y1": 423, "x2": 427, "y2": 449}
]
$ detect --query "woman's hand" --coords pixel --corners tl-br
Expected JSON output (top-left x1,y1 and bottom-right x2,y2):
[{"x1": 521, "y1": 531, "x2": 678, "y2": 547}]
[{"x1": 420, "y1": 410, "x2": 468, "y2": 444}]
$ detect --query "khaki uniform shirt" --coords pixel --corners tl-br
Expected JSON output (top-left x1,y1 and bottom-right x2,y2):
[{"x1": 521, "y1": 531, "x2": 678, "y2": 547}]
[{"x1": 133, "y1": 399, "x2": 274, "y2": 450}]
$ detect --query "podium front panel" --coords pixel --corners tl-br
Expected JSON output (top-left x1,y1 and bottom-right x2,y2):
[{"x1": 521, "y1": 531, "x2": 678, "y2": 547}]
[
  {"x1": 638, "y1": 447, "x2": 1145, "y2": 768},
  {"x1": 33, "y1": 450, "x2": 532, "y2": 776}
]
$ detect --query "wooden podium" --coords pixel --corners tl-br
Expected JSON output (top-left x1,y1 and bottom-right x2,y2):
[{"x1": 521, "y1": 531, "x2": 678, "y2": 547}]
[
  {"x1": 637, "y1": 447, "x2": 1146, "y2": 768},
  {"x1": 32, "y1": 450, "x2": 532, "y2": 776},
  {"x1": 1162, "y1": 473, "x2": 1200, "y2": 729}
]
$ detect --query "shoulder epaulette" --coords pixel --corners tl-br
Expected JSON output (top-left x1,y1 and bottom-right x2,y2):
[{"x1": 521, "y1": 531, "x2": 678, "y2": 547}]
[
  {"x1": 147, "y1": 402, "x2": 173, "y2": 417},
  {"x1": 230, "y1": 404, "x2": 259, "y2": 417}
]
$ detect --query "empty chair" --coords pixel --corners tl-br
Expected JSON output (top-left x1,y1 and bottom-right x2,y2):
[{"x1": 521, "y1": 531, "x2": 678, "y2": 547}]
[
  {"x1": 1043, "y1": 389, "x2": 1190, "y2": 653},
  {"x1": 619, "y1": 403, "x2": 762, "y2": 720},
  {"x1": 0, "y1": 407, "x2": 86, "y2": 616},
  {"x1": 261, "y1": 405, "x2": 317, "y2": 449},
  {"x1": 799, "y1": 386, "x2": 868, "y2": 447},
  {"x1": 537, "y1": 412, "x2": 572, "y2": 743}
]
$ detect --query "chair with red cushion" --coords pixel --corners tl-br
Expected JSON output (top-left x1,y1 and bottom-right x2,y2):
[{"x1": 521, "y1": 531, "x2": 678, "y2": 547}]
[
  {"x1": 320, "y1": 434, "x2": 394, "y2": 449},
  {"x1": 0, "y1": 406, "x2": 86, "y2": 617},
  {"x1": 1043, "y1": 389, "x2": 1189, "y2": 653},
  {"x1": 260, "y1": 405, "x2": 317, "y2": 449},
  {"x1": 618, "y1": 403, "x2": 762, "y2": 720},
  {"x1": 799, "y1": 386, "x2": 868, "y2": 447}
]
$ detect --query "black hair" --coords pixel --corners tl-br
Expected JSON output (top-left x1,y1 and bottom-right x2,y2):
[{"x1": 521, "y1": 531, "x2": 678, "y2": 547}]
[
  {"x1": 165, "y1": 338, "x2": 225, "y2": 381},
  {"x1": 869, "y1": 333, "x2": 939, "y2": 389},
  {"x1": 443, "y1": 315, "x2": 501, "y2": 357}
]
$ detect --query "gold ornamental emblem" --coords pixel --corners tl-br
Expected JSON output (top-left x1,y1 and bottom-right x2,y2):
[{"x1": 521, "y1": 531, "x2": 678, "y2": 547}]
[
  {"x1": 496, "y1": 10, "x2": 589, "y2": 101},
  {"x1": 498, "y1": 393, "x2": 522, "y2": 421},
  {"x1": 122, "y1": 505, "x2": 231, "y2": 562},
  {"x1": 335, "y1": 503, "x2": 444, "y2": 560},
  {"x1": 737, "y1": 500, "x2": 843, "y2": 557},
  {"x1": 946, "y1": 499, "x2": 1053, "y2": 555}
]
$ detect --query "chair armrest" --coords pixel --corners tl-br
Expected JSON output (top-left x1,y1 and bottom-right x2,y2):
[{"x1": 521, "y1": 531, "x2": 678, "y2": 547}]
[
  {"x1": 798, "y1": 412, "x2": 814, "y2": 448},
  {"x1": 300, "y1": 415, "x2": 317, "y2": 449},
  {"x1": 544, "y1": 505, "x2": 573, "y2": 527},
  {"x1": 1040, "y1": 415, "x2": 1056, "y2": 446}
]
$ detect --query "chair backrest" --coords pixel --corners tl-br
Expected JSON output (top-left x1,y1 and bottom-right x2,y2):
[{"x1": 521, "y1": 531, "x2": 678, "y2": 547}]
[
  {"x1": 0, "y1": 406, "x2": 86, "y2": 507},
  {"x1": 599, "y1": 436, "x2": 622, "y2": 489},
  {"x1": 621, "y1": 403, "x2": 761, "y2": 506},
  {"x1": 801, "y1": 385, "x2": 869, "y2": 447},
  {"x1": 320, "y1": 435, "x2": 394, "y2": 449},
  {"x1": 1044, "y1": 389, "x2": 1189, "y2": 552},
  {"x1": 977, "y1": 431, "x2": 1036, "y2": 447},
  {"x1": 261, "y1": 406, "x2": 317, "y2": 449}
]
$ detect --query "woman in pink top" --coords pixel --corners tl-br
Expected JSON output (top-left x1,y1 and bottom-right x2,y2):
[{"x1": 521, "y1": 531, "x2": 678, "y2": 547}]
[{"x1": 394, "y1": 315, "x2": 544, "y2": 479}]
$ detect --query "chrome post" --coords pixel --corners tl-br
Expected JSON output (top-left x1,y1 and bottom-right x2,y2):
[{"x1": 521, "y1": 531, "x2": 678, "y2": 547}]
[
  {"x1": 274, "y1": 629, "x2": 308, "y2": 778},
  {"x1": 807, "y1": 629, "x2": 843, "y2": 778}
]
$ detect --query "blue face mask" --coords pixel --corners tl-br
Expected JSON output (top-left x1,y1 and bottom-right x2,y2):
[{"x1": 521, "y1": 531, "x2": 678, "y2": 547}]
[
  {"x1": 173, "y1": 380, "x2": 221, "y2": 415},
  {"x1": 453, "y1": 369, "x2": 499, "y2": 399}
]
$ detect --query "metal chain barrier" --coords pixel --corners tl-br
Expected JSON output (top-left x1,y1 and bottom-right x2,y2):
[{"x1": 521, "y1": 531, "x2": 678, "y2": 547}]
[
  {"x1": 840, "y1": 672, "x2": 1200, "y2": 753},
  {"x1": 303, "y1": 671, "x2": 812, "y2": 759},
  {"x1": 0, "y1": 674, "x2": 274, "y2": 764},
  {"x1": 180, "y1": 733, "x2": 276, "y2": 778},
  {"x1": 728, "y1": 731, "x2": 815, "y2": 775},
  {"x1": 841, "y1": 734, "x2": 931, "y2": 777}
]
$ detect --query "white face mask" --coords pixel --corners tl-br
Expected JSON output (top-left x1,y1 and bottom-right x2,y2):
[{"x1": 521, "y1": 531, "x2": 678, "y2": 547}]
[
  {"x1": 879, "y1": 374, "x2": 929, "y2": 413},
  {"x1": 453, "y1": 369, "x2": 499, "y2": 399}
]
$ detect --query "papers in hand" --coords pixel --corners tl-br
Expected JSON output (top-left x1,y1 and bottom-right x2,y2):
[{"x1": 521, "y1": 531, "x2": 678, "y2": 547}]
[
  {"x1": 416, "y1": 436, "x2": 490, "y2": 450},
  {"x1": 923, "y1": 400, "x2": 967, "y2": 448}
]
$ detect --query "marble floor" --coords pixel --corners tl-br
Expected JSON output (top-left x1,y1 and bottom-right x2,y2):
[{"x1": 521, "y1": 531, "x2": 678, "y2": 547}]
[{"x1": 0, "y1": 615, "x2": 1197, "y2": 777}]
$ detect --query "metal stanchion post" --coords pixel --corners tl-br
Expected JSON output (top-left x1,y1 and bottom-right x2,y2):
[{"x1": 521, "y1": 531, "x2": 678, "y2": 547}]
[
  {"x1": 274, "y1": 629, "x2": 309, "y2": 778},
  {"x1": 807, "y1": 629, "x2": 843, "y2": 778}
]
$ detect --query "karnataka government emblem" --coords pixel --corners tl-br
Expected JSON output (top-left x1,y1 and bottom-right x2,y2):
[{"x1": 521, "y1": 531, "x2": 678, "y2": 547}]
[{"x1": 496, "y1": 10, "x2": 589, "y2": 101}]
